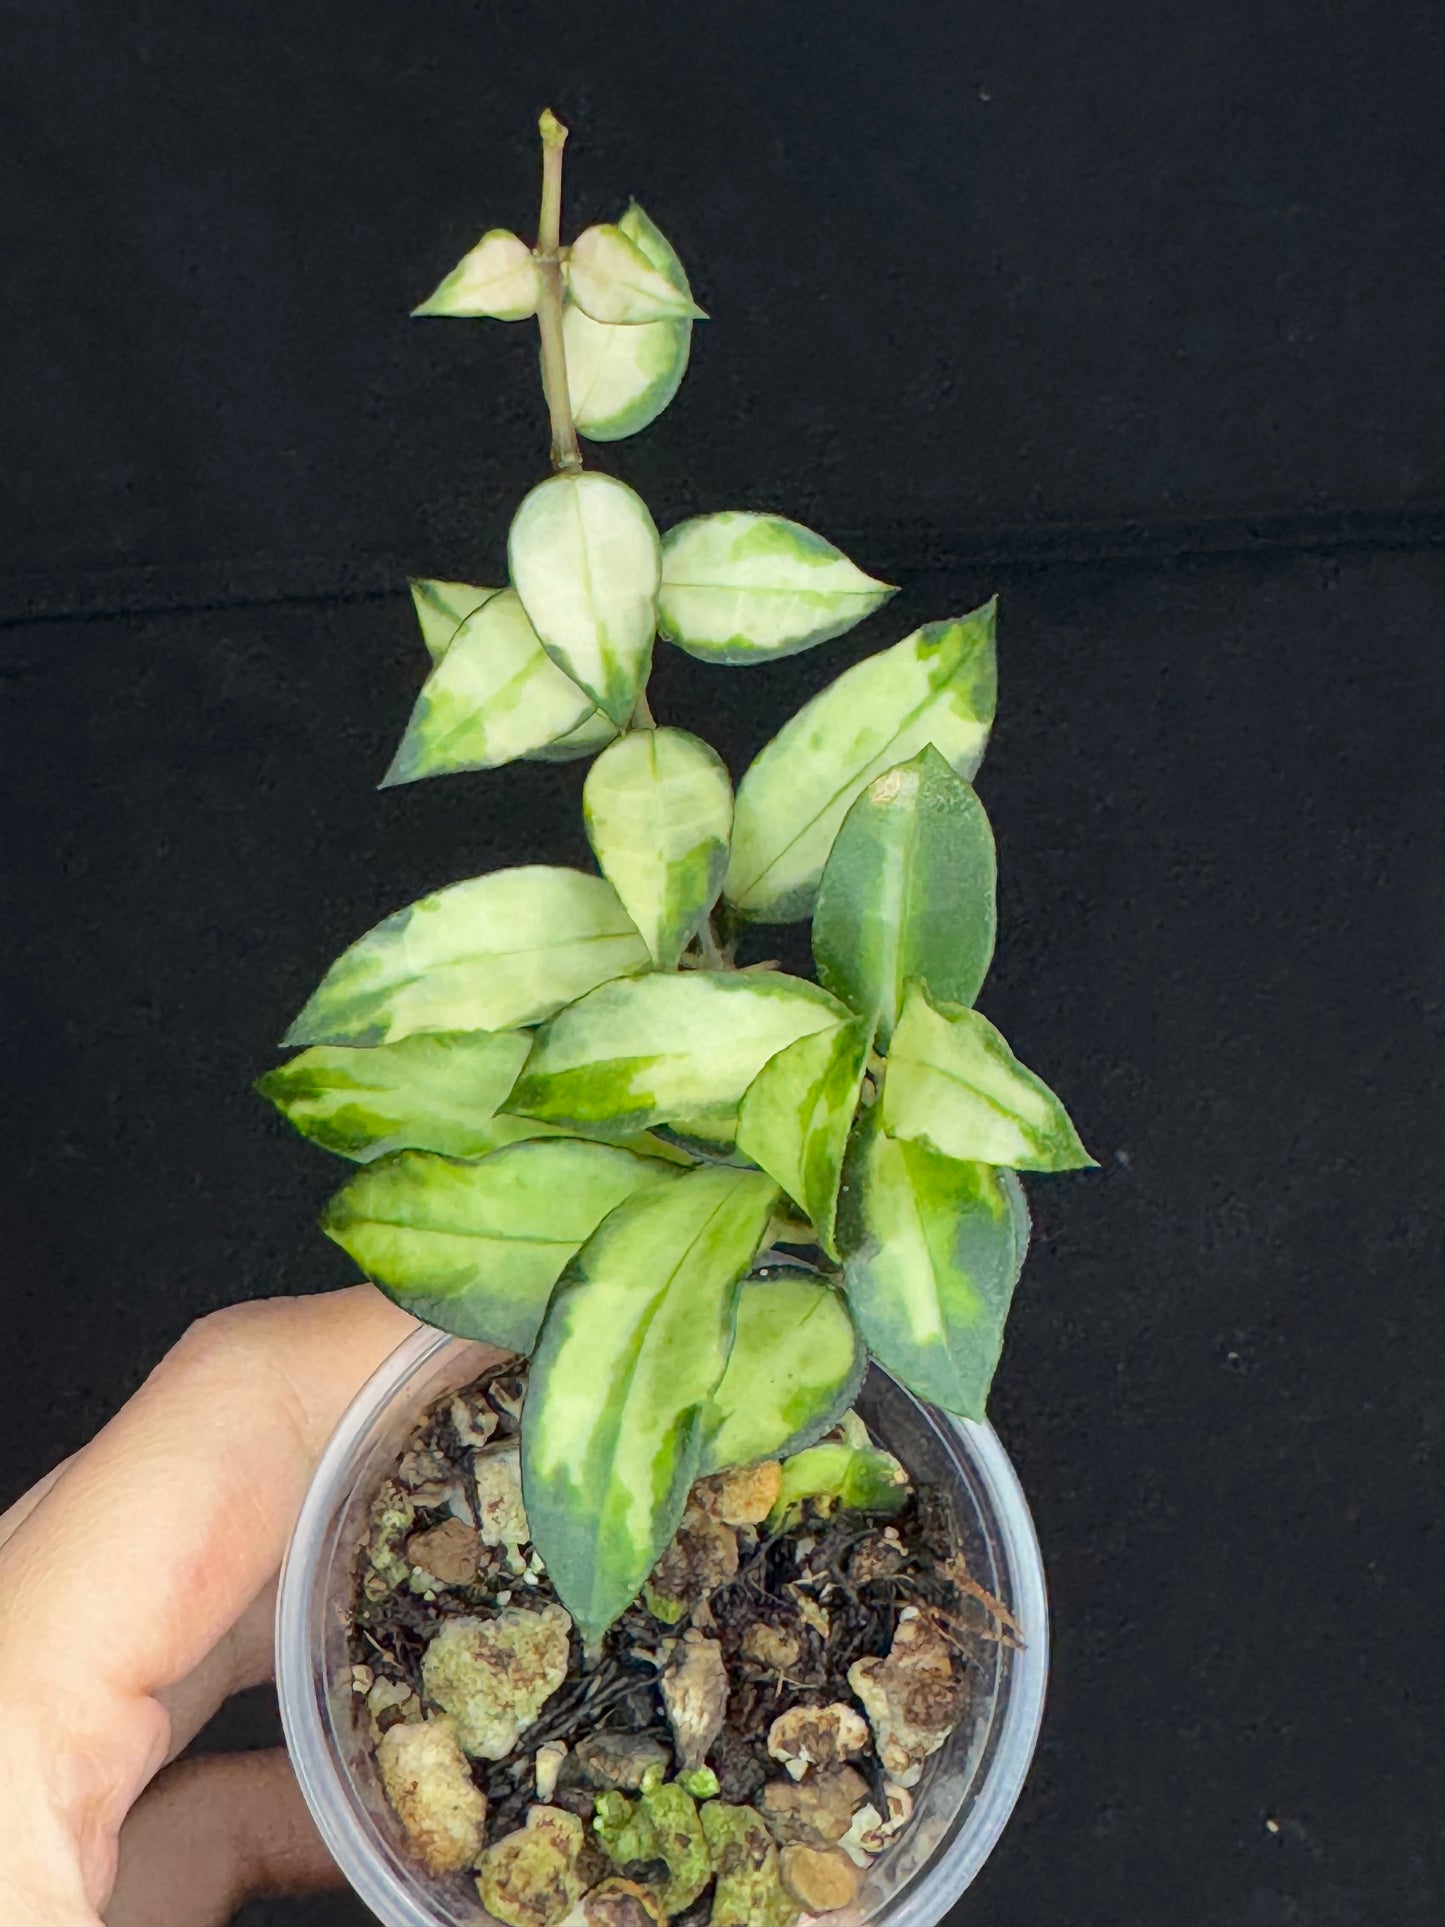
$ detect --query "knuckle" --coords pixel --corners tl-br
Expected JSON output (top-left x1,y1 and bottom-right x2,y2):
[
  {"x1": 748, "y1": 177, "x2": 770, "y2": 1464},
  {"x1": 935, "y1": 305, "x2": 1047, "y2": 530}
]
[{"x1": 169, "y1": 1297, "x2": 298, "y2": 1375}]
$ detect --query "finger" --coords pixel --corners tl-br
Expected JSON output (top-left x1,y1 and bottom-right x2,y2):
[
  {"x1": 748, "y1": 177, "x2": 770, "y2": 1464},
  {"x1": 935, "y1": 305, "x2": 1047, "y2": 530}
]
[
  {"x1": 0, "y1": 1285, "x2": 421, "y2": 1912},
  {"x1": 103, "y1": 1749, "x2": 344, "y2": 1927},
  {"x1": 154, "y1": 1575, "x2": 278, "y2": 1767},
  {"x1": 0, "y1": 1454, "x2": 78, "y2": 1551}
]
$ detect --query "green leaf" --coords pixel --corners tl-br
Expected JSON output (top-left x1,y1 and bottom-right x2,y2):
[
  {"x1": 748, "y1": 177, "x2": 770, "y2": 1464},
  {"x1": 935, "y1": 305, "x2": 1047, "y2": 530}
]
[
  {"x1": 658, "y1": 513, "x2": 894, "y2": 664},
  {"x1": 768, "y1": 1438, "x2": 909, "y2": 1522},
  {"x1": 283, "y1": 867, "x2": 650, "y2": 1047},
  {"x1": 724, "y1": 603, "x2": 998, "y2": 923},
  {"x1": 382, "y1": 589, "x2": 613, "y2": 785},
  {"x1": 582, "y1": 728, "x2": 733, "y2": 967},
  {"x1": 322, "y1": 1141, "x2": 673, "y2": 1352},
  {"x1": 836, "y1": 1107, "x2": 1031, "y2": 1419},
  {"x1": 698, "y1": 1269, "x2": 864, "y2": 1473},
  {"x1": 735, "y1": 1018, "x2": 871, "y2": 1258},
  {"x1": 521, "y1": 1165, "x2": 779, "y2": 1640},
  {"x1": 882, "y1": 983, "x2": 1095, "y2": 1171},
  {"x1": 564, "y1": 203, "x2": 694, "y2": 443},
  {"x1": 409, "y1": 579, "x2": 500, "y2": 662},
  {"x1": 508, "y1": 473, "x2": 661, "y2": 726},
  {"x1": 812, "y1": 745, "x2": 996, "y2": 1046},
  {"x1": 257, "y1": 1030, "x2": 529, "y2": 1162},
  {"x1": 414, "y1": 229, "x2": 541, "y2": 320},
  {"x1": 565, "y1": 222, "x2": 706, "y2": 324},
  {"x1": 509, "y1": 971, "x2": 850, "y2": 1143}
]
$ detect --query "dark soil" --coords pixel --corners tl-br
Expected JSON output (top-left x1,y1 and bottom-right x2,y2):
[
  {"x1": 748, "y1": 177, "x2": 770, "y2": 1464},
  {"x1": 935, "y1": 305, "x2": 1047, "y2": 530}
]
[{"x1": 346, "y1": 1355, "x2": 1018, "y2": 1873}]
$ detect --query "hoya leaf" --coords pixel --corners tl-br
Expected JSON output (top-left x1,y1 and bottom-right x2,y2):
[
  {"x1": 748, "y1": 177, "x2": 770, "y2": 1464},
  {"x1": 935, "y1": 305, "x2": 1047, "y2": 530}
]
[
  {"x1": 283, "y1": 867, "x2": 650, "y2": 1047},
  {"x1": 565, "y1": 203, "x2": 694, "y2": 443},
  {"x1": 524, "y1": 707, "x2": 619, "y2": 763},
  {"x1": 658, "y1": 513, "x2": 894, "y2": 665},
  {"x1": 698, "y1": 1270, "x2": 864, "y2": 1473},
  {"x1": 257, "y1": 1030, "x2": 529, "y2": 1162},
  {"x1": 258, "y1": 1044, "x2": 691, "y2": 1165},
  {"x1": 812, "y1": 745, "x2": 996, "y2": 1045},
  {"x1": 322, "y1": 1141, "x2": 673, "y2": 1353},
  {"x1": 508, "y1": 473, "x2": 661, "y2": 725},
  {"x1": 522, "y1": 1166, "x2": 779, "y2": 1640},
  {"x1": 769, "y1": 1439, "x2": 909, "y2": 1524},
  {"x1": 382, "y1": 589, "x2": 611, "y2": 785},
  {"x1": 735, "y1": 1017, "x2": 871, "y2": 1259},
  {"x1": 724, "y1": 603, "x2": 998, "y2": 923},
  {"x1": 414, "y1": 229, "x2": 541, "y2": 320},
  {"x1": 410, "y1": 579, "x2": 500, "y2": 662},
  {"x1": 583, "y1": 727, "x2": 733, "y2": 967},
  {"x1": 836, "y1": 1108, "x2": 1031, "y2": 1419},
  {"x1": 565, "y1": 222, "x2": 706, "y2": 325},
  {"x1": 463, "y1": 1113, "x2": 700, "y2": 1164},
  {"x1": 509, "y1": 971, "x2": 850, "y2": 1142},
  {"x1": 882, "y1": 983, "x2": 1096, "y2": 1172}
]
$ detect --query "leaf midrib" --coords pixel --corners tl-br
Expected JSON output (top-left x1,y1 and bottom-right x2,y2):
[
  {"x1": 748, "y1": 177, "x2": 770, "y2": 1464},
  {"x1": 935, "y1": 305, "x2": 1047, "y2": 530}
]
[
  {"x1": 661, "y1": 578, "x2": 878, "y2": 599},
  {"x1": 351, "y1": 926, "x2": 642, "y2": 999},
  {"x1": 737, "y1": 661, "x2": 957, "y2": 904},
  {"x1": 587, "y1": 1182, "x2": 767, "y2": 1602}
]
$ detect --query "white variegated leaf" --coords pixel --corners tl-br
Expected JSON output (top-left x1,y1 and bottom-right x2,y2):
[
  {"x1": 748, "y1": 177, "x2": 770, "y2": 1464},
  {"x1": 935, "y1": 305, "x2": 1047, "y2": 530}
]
[
  {"x1": 564, "y1": 222, "x2": 705, "y2": 325},
  {"x1": 409, "y1": 579, "x2": 500, "y2": 662},
  {"x1": 882, "y1": 983, "x2": 1095, "y2": 1172},
  {"x1": 524, "y1": 707, "x2": 619, "y2": 763},
  {"x1": 837, "y1": 1108, "x2": 1031, "y2": 1419},
  {"x1": 382, "y1": 589, "x2": 611, "y2": 784},
  {"x1": 522, "y1": 1165, "x2": 779, "y2": 1640},
  {"x1": 583, "y1": 727, "x2": 733, "y2": 966},
  {"x1": 414, "y1": 228, "x2": 541, "y2": 320},
  {"x1": 509, "y1": 970, "x2": 850, "y2": 1143},
  {"x1": 724, "y1": 603, "x2": 999, "y2": 922},
  {"x1": 735, "y1": 1016, "x2": 872, "y2": 1258},
  {"x1": 257, "y1": 1030, "x2": 529, "y2": 1162},
  {"x1": 658, "y1": 512, "x2": 894, "y2": 664},
  {"x1": 508, "y1": 473, "x2": 661, "y2": 726},
  {"x1": 323, "y1": 1141, "x2": 674, "y2": 1352},
  {"x1": 565, "y1": 203, "x2": 694, "y2": 443},
  {"x1": 699, "y1": 1269, "x2": 864, "y2": 1473},
  {"x1": 283, "y1": 867, "x2": 650, "y2": 1047}
]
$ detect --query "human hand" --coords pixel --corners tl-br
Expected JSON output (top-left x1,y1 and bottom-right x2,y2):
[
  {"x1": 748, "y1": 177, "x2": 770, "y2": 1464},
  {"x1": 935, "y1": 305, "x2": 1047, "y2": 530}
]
[{"x1": 0, "y1": 1286, "x2": 418, "y2": 1926}]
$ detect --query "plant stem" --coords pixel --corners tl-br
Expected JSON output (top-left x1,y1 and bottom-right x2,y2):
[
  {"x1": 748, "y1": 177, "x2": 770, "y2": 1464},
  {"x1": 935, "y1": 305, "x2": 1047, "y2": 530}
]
[
  {"x1": 535, "y1": 109, "x2": 582, "y2": 475},
  {"x1": 697, "y1": 913, "x2": 727, "y2": 969}
]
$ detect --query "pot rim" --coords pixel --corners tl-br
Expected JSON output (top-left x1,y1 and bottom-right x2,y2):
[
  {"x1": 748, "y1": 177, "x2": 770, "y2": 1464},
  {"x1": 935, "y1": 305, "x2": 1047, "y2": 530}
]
[{"x1": 276, "y1": 1321, "x2": 1049, "y2": 1927}]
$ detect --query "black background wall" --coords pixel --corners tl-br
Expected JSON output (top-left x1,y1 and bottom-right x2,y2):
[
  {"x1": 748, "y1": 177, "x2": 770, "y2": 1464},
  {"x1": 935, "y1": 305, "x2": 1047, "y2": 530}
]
[{"x1": 3, "y1": 4, "x2": 1444, "y2": 1923}]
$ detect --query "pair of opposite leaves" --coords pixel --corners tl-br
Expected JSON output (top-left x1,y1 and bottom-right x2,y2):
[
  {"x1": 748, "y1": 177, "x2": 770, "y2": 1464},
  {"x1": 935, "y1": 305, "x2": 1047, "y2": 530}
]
[
  {"x1": 388, "y1": 501, "x2": 897, "y2": 801},
  {"x1": 409, "y1": 198, "x2": 895, "y2": 732},
  {"x1": 419, "y1": 201, "x2": 697, "y2": 442}
]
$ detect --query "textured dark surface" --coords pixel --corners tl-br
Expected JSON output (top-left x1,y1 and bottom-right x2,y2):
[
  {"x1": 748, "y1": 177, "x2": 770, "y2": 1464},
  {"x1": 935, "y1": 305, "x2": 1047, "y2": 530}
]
[{"x1": 2, "y1": 2, "x2": 1444, "y2": 1924}]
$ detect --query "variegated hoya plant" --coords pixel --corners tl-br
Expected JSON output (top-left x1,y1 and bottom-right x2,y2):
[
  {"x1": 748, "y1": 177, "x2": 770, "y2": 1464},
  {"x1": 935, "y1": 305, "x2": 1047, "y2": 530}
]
[{"x1": 260, "y1": 111, "x2": 1094, "y2": 1647}]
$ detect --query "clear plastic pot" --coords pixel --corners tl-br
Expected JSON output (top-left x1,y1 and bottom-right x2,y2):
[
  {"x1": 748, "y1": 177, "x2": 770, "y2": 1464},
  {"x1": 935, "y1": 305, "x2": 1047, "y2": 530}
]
[{"x1": 276, "y1": 1319, "x2": 1048, "y2": 1927}]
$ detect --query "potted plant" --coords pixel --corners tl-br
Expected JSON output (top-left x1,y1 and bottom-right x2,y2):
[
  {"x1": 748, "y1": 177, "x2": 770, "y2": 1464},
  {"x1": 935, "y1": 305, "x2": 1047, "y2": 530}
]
[{"x1": 269, "y1": 110, "x2": 1092, "y2": 1927}]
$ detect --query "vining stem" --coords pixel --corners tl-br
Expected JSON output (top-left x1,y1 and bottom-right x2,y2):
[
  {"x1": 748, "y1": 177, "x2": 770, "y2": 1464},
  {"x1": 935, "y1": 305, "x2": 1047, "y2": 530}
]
[
  {"x1": 535, "y1": 109, "x2": 582, "y2": 474},
  {"x1": 697, "y1": 914, "x2": 727, "y2": 970}
]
